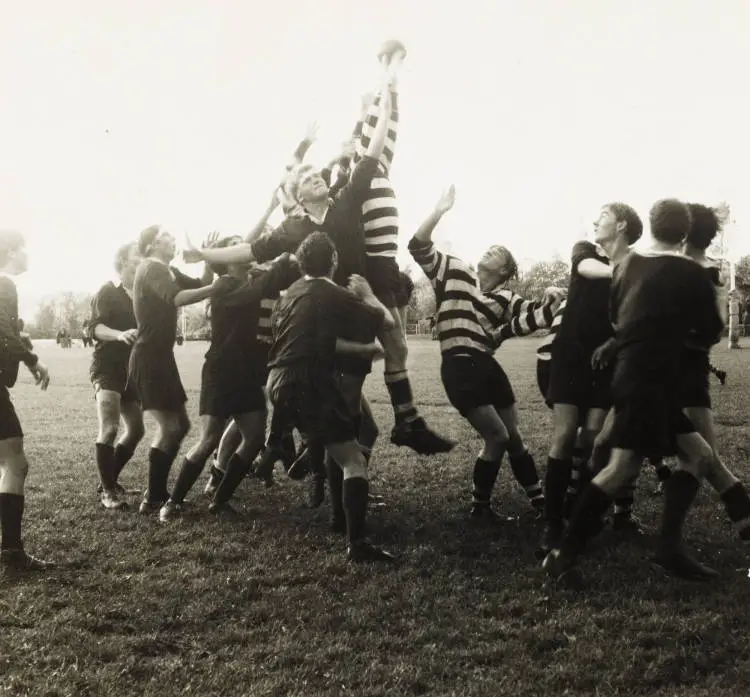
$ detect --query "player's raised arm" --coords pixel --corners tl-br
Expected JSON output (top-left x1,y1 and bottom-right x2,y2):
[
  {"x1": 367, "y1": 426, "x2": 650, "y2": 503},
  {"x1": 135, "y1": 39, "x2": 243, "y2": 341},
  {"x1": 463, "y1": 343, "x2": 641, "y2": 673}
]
[{"x1": 413, "y1": 185, "x2": 456, "y2": 245}]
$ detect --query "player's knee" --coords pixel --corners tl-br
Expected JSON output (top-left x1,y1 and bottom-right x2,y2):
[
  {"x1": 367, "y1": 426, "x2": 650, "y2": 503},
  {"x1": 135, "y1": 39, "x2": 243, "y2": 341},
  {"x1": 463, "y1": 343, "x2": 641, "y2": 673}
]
[
  {"x1": 4, "y1": 454, "x2": 29, "y2": 480},
  {"x1": 342, "y1": 461, "x2": 368, "y2": 480},
  {"x1": 98, "y1": 425, "x2": 119, "y2": 445},
  {"x1": 550, "y1": 424, "x2": 577, "y2": 458},
  {"x1": 126, "y1": 420, "x2": 146, "y2": 443}
]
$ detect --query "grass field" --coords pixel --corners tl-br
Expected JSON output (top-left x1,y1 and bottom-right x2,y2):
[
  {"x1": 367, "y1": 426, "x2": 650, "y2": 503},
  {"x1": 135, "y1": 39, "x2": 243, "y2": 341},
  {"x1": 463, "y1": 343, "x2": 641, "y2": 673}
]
[{"x1": 2, "y1": 338, "x2": 750, "y2": 696}]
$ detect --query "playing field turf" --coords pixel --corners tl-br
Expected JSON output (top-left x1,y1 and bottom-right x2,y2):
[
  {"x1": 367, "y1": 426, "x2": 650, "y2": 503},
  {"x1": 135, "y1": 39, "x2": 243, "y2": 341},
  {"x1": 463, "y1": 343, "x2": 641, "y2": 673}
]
[{"x1": 2, "y1": 337, "x2": 749, "y2": 696}]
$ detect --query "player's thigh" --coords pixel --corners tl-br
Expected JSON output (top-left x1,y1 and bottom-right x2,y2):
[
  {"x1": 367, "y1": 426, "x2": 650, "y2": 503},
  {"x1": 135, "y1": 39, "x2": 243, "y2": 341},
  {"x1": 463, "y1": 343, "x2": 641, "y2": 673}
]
[
  {"x1": 327, "y1": 440, "x2": 367, "y2": 478},
  {"x1": 592, "y1": 447, "x2": 641, "y2": 496},
  {"x1": 119, "y1": 398, "x2": 145, "y2": 434},
  {"x1": 683, "y1": 407, "x2": 717, "y2": 452},
  {"x1": 550, "y1": 404, "x2": 581, "y2": 455},
  {"x1": 234, "y1": 410, "x2": 267, "y2": 445},
  {"x1": 675, "y1": 431, "x2": 714, "y2": 478}
]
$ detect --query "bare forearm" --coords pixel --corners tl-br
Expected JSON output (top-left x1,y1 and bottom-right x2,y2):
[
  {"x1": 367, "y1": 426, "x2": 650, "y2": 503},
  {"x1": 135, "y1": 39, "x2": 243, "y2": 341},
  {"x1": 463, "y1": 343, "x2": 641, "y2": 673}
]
[
  {"x1": 363, "y1": 295, "x2": 395, "y2": 330},
  {"x1": 200, "y1": 243, "x2": 256, "y2": 265},
  {"x1": 174, "y1": 286, "x2": 214, "y2": 307},
  {"x1": 414, "y1": 210, "x2": 444, "y2": 244},
  {"x1": 335, "y1": 338, "x2": 379, "y2": 357},
  {"x1": 578, "y1": 259, "x2": 612, "y2": 279},
  {"x1": 93, "y1": 324, "x2": 124, "y2": 342},
  {"x1": 246, "y1": 199, "x2": 278, "y2": 243}
]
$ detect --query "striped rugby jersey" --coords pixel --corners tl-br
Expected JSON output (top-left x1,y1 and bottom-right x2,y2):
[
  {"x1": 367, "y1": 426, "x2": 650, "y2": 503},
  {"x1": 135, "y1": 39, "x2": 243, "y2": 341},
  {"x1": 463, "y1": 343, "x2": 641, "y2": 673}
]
[
  {"x1": 352, "y1": 90, "x2": 400, "y2": 259},
  {"x1": 409, "y1": 237, "x2": 555, "y2": 357}
]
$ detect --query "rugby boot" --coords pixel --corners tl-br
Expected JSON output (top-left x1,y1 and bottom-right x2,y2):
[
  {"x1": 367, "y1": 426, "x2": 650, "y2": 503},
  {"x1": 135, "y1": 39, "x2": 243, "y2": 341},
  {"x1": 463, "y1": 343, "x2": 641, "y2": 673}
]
[
  {"x1": 100, "y1": 490, "x2": 128, "y2": 511},
  {"x1": 347, "y1": 540, "x2": 397, "y2": 563},
  {"x1": 390, "y1": 417, "x2": 455, "y2": 455},
  {"x1": 650, "y1": 548, "x2": 719, "y2": 581},
  {"x1": 0, "y1": 548, "x2": 55, "y2": 572}
]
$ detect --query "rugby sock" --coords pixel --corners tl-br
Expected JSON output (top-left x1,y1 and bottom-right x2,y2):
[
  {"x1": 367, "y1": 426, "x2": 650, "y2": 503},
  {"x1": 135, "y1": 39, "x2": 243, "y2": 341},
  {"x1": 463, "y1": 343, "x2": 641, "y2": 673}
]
[
  {"x1": 613, "y1": 480, "x2": 636, "y2": 522},
  {"x1": 544, "y1": 458, "x2": 571, "y2": 524},
  {"x1": 384, "y1": 371, "x2": 419, "y2": 425},
  {"x1": 214, "y1": 453, "x2": 252, "y2": 504},
  {"x1": 561, "y1": 483, "x2": 612, "y2": 555},
  {"x1": 170, "y1": 456, "x2": 206, "y2": 504},
  {"x1": 147, "y1": 448, "x2": 174, "y2": 503},
  {"x1": 590, "y1": 445, "x2": 610, "y2": 476},
  {"x1": 719, "y1": 482, "x2": 750, "y2": 541},
  {"x1": 0, "y1": 493, "x2": 24, "y2": 550},
  {"x1": 327, "y1": 456, "x2": 345, "y2": 528},
  {"x1": 567, "y1": 445, "x2": 586, "y2": 500},
  {"x1": 652, "y1": 458, "x2": 671, "y2": 483},
  {"x1": 659, "y1": 470, "x2": 701, "y2": 549},
  {"x1": 509, "y1": 450, "x2": 544, "y2": 513},
  {"x1": 95, "y1": 443, "x2": 117, "y2": 492},
  {"x1": 113, "y1": 443, "x2": 136, "y2": 482},
  {"x1": 343, "y1": 476, "x2": 369, "y2": 544},
  {"x1": 308, "y1": 442, "x2": 326, "y2": 478},
  {"x1": 472, "y1": 456, "x2": 502, "y2": 507}
]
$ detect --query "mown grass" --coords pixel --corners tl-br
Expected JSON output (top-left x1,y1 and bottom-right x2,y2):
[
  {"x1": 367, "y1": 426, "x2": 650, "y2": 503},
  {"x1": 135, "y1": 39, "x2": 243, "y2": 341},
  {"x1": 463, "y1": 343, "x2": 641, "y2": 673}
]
[{"x1": 1, "y1": 338, "x2": 749, "y2": 696}]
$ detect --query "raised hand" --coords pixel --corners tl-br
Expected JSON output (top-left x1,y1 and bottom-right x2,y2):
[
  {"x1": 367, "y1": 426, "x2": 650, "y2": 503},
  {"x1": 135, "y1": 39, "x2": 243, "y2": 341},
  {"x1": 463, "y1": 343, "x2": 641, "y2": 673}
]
[
  {"x1": 202, "y1": 230, "x2": 221, "y2": 249},
  {"x1": 304, "y1": 120, "x2": 320, "y2": 143},
  {"x1": 435, "y1": 185, "x2": 456, "y2": 215},
  {"x1": 183, "y1": 234, "x2": 204, "y2": 263}
]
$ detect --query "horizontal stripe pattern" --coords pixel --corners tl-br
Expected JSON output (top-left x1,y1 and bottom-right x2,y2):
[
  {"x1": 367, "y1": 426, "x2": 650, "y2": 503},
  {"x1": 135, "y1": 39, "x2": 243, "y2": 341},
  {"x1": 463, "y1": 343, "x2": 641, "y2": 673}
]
[{"x1": 536, "y1": 300, "x2": 567, "y2": 360}]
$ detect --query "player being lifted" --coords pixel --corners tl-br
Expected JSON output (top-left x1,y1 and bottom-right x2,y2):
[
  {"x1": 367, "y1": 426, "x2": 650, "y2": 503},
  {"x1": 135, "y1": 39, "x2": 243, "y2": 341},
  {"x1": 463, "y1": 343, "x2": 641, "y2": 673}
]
[
  {"x1": 89, "y1": 242, "x2": 145, "y2": 510},
  {"x1": 409, "y1": 186, "x2": 563, "y2": 521},
  {"x1": 0, "y1": 230, "x2": 53, "y2": 572},
  {"x1": 188, "y1": 42, "x2": 453, "y2": 457}
]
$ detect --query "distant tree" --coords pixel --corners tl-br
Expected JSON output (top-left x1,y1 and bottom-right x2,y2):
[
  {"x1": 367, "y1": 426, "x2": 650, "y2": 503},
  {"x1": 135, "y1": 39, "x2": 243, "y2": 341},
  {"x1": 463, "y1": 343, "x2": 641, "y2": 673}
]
[
  {"x1": 33, "y1": 300, "x2": 57, "y2": 338},
  {"x1": 736, "y1": 255, "x2": 750, "y2": 292},
  {"x1": 509, "y1": 259, "x2": 570, "y2": 300},
  {"x1": 407, "y1": 275, "x2": 436, "y2": 322}
]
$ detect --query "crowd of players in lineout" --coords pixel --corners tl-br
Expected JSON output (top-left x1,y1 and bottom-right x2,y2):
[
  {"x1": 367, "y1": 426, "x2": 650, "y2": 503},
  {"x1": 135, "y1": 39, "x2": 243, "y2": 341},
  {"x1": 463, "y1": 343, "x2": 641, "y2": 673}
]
[{"x1": 1, "y1": 40, "x2": 748, "y2": 580}]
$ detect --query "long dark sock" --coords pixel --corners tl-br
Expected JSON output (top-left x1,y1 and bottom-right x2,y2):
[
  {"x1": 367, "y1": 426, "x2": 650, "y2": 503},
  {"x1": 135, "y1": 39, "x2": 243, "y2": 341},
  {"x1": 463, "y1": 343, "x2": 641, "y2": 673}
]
[
  {"x1": 660, "y1": 470, "x2": 701, "y2": 551},
  {"x1": 567, "y1": 446, "x2": 586, "y2": 506},
  {"x1": 384, "y1": 371, "x2": 418, "y2": 425},
  {"x1": 147, "y1": 448, "x2": 175, "y2": 503},
  {"x1": 343, "y1": 476, "x2": 369, "y2": 544},
  {"x1": 562, "y1": 483, "x2": 612, "y2": 555},
  {"x1": 170, "y1": 456, "x2": 206, "y2": 504},
  {"x1": 509, "y1": 450, "x2": 544, "y2": 512},
  {"x1": 113, "y1": 443, "x2": 136, "y2": 482},
  {"x1": 544, "y1": 457, "x2": 571, "y2": 524},
  {"x1": 214, "y1": 453, "x2": 252, "y2": 504},
  {"x1": 308, "y1": 442, "x2": 326, "y2": 478},
  {"x1": 651, "y1": 458, "x2": 671, "y2": 483},
  {"x1": 95, "y1": 443, "x2": 117, "y2": 491},
  {"x1": 327, "y1": 455, "x2": 345, "y2": 525},
  {"x1": 613, "y1": 479, "x2": 636, "y2": 522},
  {"x1": 720, "y1": 481, "x2": 750, "y2": 541},
  {"x1": 472, "y1": 456, "x2": 502, "y2": 507},
  {"x1": 0, "y1": 493, "x2": 24, "y2": 550}
]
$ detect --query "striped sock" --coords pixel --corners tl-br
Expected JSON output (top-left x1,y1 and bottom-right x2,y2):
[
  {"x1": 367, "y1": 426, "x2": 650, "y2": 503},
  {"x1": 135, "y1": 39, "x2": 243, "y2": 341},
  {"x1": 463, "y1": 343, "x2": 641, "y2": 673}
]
[
  {"x1": 509, "y1": 450, "x2": 544, "y2": 513},
  {"x1": 384, "y1": 371, "x2": 419, "y2": 425}
]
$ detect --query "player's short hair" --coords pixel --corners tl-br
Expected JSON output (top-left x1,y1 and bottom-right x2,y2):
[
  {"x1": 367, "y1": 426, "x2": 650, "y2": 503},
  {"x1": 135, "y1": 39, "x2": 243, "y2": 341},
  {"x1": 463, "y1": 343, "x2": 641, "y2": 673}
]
[
  {"x1": 296, "y1": 231, "x2": 336, "y2": 277},
  {"x1": 606, "y1": 202, "x2": 643, "y2": 245},
  {"x1": 286, "y1": 164, "x2": 315, "y2": 204},
  {"x1": 478, "y1": 245, "x2": 519, "y2": 284},
  {"x1": 649, "y1": 199, "x2": 692, "y2": 245},
  {"x1": 0, "y1": 230, "x2": 25, "y2": 268},
  {"x1": 686, "y1": 203, "x2": 721, "y2": 251},
  {"x1": 114, "y1": 242, "x2": 137, "y2": 273},
  {"x1": 138, "y1": 225, "x2": 161, "y2": 256},
  {"x1": 207, "y1": 235, "x2": 243, "y2": 276}
]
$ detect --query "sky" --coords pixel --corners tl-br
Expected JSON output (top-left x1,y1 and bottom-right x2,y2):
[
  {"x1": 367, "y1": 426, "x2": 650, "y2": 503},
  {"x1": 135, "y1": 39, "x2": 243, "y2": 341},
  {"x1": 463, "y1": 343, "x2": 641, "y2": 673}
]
[{"x1": 1, "y1": 0, "x2": 749, "y2": 318}]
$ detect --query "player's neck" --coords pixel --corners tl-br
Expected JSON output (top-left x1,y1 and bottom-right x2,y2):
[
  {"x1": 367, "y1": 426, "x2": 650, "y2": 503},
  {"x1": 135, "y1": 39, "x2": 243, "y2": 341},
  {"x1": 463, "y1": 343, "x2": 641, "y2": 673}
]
[
  {"x1": 600, "y1": 237, "x2": 629, "y2": 265},
  {"x1": 684, "y1": 245, "x2": 706, "y2": 263},
  {"x1": 148, "y1": 253, "x2": 171, "y2": 265},
  {"x1": 304, "y1": 200, "x2": 330, "y2": 222}
]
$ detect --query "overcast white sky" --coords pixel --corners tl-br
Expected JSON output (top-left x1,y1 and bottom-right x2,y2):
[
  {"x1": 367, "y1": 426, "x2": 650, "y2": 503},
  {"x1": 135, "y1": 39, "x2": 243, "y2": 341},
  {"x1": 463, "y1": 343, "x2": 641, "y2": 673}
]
[{"x1": 1, "y1": 0, "x2": 748, "y2": 317}]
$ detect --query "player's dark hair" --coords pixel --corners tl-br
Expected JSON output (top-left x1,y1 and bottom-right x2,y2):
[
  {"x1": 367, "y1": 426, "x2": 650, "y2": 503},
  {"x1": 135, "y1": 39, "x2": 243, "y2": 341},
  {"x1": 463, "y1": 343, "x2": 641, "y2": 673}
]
[
  {"x1": 686, "y1": 203, "x2": 721, "y2": 251},
  {"x1": 606, "y1": 202, "x2": 643, "y2": 245},
  {"x1": 296, "y1": 231, "x2": 336, "y2": 277},
  {"x1": 649, "y1": 199, "x2": 692, "y2": 245},
  {"x1": 138, "y1": 225, "x2": 161, "y2": 256},
  {"x1": 207, "y1": 236, "x2": 242, "y2": 277},
  {"x1": 114, "y1": 242, "x2": 136, "y2": 273},
  {"x1": 0, "y1": 230, "x2": 25, "y2": 268}
]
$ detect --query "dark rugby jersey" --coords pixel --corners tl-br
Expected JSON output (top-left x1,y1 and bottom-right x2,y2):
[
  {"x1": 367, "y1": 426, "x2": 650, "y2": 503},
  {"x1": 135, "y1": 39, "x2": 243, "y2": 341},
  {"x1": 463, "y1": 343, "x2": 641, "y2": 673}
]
[
  {"x1": 132, "y1": 260, "x2": 203, "y2": 352},
  {"x1": 268, "y1": 277, "x2": 383, "y2": 373},
  {"x1": 251, "y1": 156, "x2": 379, "y2": 285},
  {"x1": 611, "y1": 251, "x2": 723, "y2": 392},
  {"x1": 206, "y1": 255, "x2": 298, "y2": 371},
  {"x1": 0, "y1": 275, "x2": 37, "y2": 388},
  {"x1": 90, "y1": 282, "x2": 136, "y2": 375},
  {"x1": 554, "y1": 241, "x2": 613, "y2": 351}
]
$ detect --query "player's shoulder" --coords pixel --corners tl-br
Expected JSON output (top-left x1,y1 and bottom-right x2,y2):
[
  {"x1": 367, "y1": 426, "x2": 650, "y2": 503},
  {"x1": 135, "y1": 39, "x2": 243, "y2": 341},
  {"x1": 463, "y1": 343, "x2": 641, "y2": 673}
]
[
  {"x1": 95, "y1": 280, "x2": 118, "y2": 297},
  {"x1": 0, "y1": 274, "x2": 17, "y2": 292}
]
